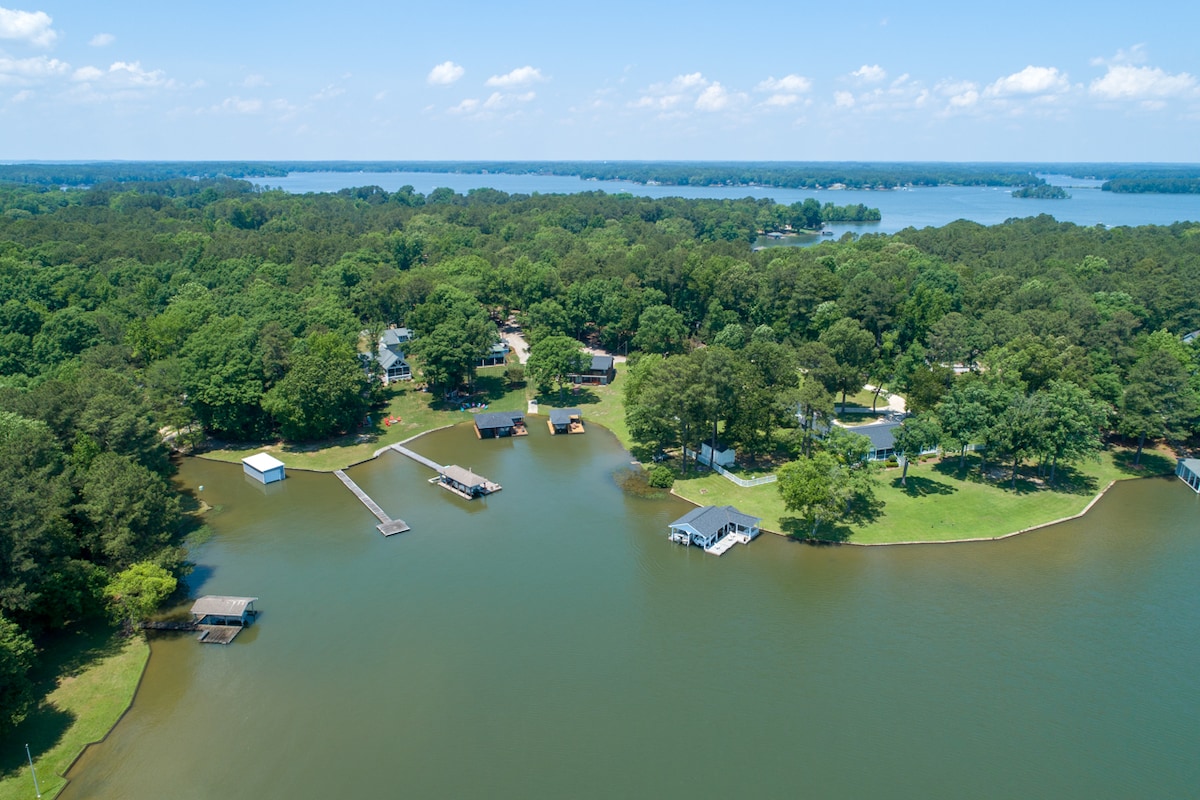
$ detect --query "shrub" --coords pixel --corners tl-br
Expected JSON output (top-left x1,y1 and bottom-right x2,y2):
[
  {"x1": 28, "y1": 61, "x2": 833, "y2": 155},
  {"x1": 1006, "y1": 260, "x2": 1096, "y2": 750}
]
[{"x1": 647, "y1": 464, "x2": 676, "y2": 488}]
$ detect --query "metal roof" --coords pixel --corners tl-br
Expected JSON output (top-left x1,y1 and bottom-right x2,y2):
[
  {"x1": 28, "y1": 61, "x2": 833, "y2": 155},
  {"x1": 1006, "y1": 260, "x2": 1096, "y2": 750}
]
[
  {"x1": 589, "y1": 355, "x2": 614, "y2": 371},
  {"x1": 549, "y1": 407, "x2": 582, "y2": 425},
  {"x1": 844, "y1": 420, "x2": 901, "y2": 452},
  {"x1": 377, "y1": 347, "x2": 408, "y2": 370},
  {"x1": 1181, "y1": 458, "x2": 1200, "y2": 473},
  {"x1": 242, "y1": 452, "x2": 285, "y2": 472},
  {"x1": 441, "y1": 465, "x2": 487, "y2": 487},
  {"x1": 669, "y1": 505, "x2": 761, "y2": 538},
  {"x1": 474, "y1": 411, "x2": 524, "y2": 429},
  {"x1": 191, "y1": 596, "x2": 258, "y2": 617},
  {"x1": 381, "y1": 327, "x2": 413, "y2": 347}
]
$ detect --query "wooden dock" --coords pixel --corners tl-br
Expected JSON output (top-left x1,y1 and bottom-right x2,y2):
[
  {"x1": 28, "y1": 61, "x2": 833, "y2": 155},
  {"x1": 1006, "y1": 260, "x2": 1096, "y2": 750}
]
[
  {"x1": 196, "y1": 624, "x2": 243, "y2": 644},
  {"x1": 388, "y1": 444, "x2": 444, "y2": 472},
  {"x1": 334, "y1": 469, "x2": 411, "y2": 536}
]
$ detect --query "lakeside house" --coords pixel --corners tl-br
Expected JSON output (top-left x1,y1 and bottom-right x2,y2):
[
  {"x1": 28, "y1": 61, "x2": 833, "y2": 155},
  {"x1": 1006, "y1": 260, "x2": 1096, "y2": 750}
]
[
  {"x1": 190, "y1": 595, "x2": 259, "y2": 627},
  {"x1": 833, "y1": 417, "x2": 939, "y2": 462},
  {"x1": 570, "y1": 354, "x2": 616, "y2": 385},
  {"x1": 370, "y1": 325, "x2": 414, "y2": 384},
  {"x1": 668, "y1": 505, "x2": 761, "y2": 555},
  {"x1": 477, "y1": 341, "x2": 510, "y2": 367},
  {"x1": 242, "y1": 452, "x2": 286, "y2": 484},
  {"x1": 473, "y1": 411, "x2": 527, "y2": 438},
  {"x1": 1177, "y1": 458, "x2": 1200, "y2": 493},
  {"x1": 548, "y1": 407, "x2": 584, "y2": 434}
]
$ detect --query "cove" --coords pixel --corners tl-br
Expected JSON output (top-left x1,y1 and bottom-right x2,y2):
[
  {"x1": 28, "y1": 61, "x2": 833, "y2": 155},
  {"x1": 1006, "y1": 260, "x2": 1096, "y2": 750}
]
[{"x1": 62, "y1": 424, "x2": 1200, "y2": 799}]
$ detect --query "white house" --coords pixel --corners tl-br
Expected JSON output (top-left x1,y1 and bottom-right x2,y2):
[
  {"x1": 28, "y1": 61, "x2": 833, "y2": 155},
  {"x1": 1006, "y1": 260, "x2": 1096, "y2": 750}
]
[
  {"x1": 242, "y1": 452, "x2": 286, "y2": 484},
  {"x1": 700, "y1": 441, "x2": 736, "y2": 468}
]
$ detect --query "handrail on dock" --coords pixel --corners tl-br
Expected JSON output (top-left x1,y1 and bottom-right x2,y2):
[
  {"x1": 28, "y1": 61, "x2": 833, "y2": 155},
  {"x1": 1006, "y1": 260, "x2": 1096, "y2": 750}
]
[{"x1": 334, "y1": 469, "x2": 411, "y2": 536}]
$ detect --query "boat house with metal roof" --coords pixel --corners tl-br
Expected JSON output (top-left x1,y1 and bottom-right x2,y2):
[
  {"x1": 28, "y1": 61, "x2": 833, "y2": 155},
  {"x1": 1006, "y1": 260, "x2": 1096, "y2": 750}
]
[
  {"x1": 548, "y1": 407, "x2": 584, "y2": 434},
  {"x1": 473, "y1": 411, "x2": 527, "y2": 438},
  {"x1": 1177, "y1": 458, "x2": 1200, "y2": 493},
  {"x1": 668, "y1": 505, "x2": 761, "y2": 555}
]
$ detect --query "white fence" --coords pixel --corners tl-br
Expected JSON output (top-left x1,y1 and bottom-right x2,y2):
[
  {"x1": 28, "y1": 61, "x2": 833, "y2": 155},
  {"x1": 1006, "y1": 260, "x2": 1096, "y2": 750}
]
[{"x1": 684, "y1": 448, "x2": 777, "y2": 488}]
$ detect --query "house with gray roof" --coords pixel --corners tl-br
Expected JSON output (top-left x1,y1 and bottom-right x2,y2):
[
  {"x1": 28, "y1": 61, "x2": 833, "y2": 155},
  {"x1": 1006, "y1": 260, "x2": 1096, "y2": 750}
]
[
  {"x1": 372, "y1": 325, "x2": 413, "y2": 384},
  {"x1": 477, "y1": 341, "x2": 510, "y2": 367},
  {"x1": 1177, "y1": 458, "x2": 1200, "y2": 493},
  {"x1": 548, "y1": 407, "x2": 584, "y2": 434},
  {"x1": 570, "y1": 354, "x2": 616, "y2": 385},
  {"x1": 473, "y1": 411, "x2": 527, "y2": 438},
  {"x1": 668, "y1": 505, "x2": 761, "y2": 552}
]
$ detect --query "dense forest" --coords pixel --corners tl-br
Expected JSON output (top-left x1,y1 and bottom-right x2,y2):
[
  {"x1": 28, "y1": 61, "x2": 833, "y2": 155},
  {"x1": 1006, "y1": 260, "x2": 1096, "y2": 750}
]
[
  {"x1": 1013, "y1": 185, "x2": 1070, "y2": 199},
  {"x1": 2, "y1": 176, "x2": 1199, "y2": 730}
]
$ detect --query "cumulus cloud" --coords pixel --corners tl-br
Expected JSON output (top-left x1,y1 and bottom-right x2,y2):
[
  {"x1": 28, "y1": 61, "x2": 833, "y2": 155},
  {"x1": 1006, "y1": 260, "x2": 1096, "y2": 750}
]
[
  {"x1": 483, "y1": 90, "x2": 535, "y2": 110},
  {"x1": 1090, "y1": 64, "x2": 1196, "y2": 100},
  {"x1": 985, "y1": 65, "x2": 1069, "y2": 97},
  {"x1": 0, "y1": 54, "x2": 68, "y2": 84},
  {"x1": 89, "y1": 32, "x2": 115, "y2": 47},
  {"x1": 427, "y1": 60, "x2": 464, "y2": 86},
  {"x1": 448, "y1": 97, "x2": 479, "y2": 114},
  {"x1": 756, "y1": 74, "x2": 812, "y2": 94},
  {"x1": 485, "y1": 65, "x2": 544, "y2": 87},
  {"x1": 852, "y1": 64, "x2": 886, "y2": 83},
  {"x1": 834, "y1": 90, "x2": 855, "y2": 108},
  {"x1": 242, "y1": 73, "x2": 269, "y2": 88},
  {"x1": 0, "y1": 6, "x2": 57, "y2": 46},
  {"x1": 695, "y1": 82, "x2": 729, "y2": 111}
]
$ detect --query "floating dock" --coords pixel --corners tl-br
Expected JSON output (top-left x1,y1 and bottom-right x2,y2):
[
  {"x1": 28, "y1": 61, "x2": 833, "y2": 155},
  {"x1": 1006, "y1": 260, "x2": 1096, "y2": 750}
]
[
  {"x1": 334, "y1": 469, "x2": 411, "y2": 535},
  {"x1": 388, "y1": 443, "x2": 444, "y2": 471}
]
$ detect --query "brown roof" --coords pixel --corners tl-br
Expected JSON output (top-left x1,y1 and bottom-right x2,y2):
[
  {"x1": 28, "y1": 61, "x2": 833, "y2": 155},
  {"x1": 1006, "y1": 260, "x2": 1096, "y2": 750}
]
[{"x1": 441, "y1": 465, "x2": 487, "y2": 488}]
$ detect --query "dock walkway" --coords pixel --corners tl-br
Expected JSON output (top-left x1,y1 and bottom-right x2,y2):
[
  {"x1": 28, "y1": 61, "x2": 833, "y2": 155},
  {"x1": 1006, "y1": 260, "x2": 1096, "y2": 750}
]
[
  {"x1": 704, "y1": 532, "x2": 751, "y2": 556},
  {"x1": 334, "y1": 469, "x2": 411, "y2": 536},
  {"x1": 387, "y1": 444, "x2": 444, "y2": 472}
]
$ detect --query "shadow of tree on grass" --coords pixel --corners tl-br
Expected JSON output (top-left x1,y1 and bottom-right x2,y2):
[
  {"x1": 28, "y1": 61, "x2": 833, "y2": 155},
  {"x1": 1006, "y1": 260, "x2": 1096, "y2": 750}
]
[{"x1": 780, "y1": 516, "x2": 853, "y2": 544}]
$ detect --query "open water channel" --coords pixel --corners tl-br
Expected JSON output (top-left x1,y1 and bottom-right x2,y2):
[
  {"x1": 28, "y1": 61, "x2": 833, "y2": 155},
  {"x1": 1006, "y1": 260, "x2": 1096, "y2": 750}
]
[{"x1": 62, "y1": 424, "x2": 1200, "y2": 798}]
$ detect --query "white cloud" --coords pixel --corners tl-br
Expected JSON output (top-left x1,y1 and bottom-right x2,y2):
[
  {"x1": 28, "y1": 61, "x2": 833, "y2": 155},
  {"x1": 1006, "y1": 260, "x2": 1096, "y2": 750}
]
[
  {"x1": 89, "y1": 32, "x2": 115, "y2": 47},
  {"x1": 695, "y1": 82, "x2": 729, "y2": 111},
  {"x1": 71, "y1": 65, "x2": 102, "y2": 81},
  {"x1": 10, "y1": 87, "x2": 30, "y2": 101},
  {"x1": 834, "y1": 91, "x2": 855, "y2": 108},
  {"x1": 485, "y1": 66, "x2": 544, "y2": 87},
  {"x1": 448, "y1": 97, "x2": 479, "y2": 114},
  {"x1": 1090, "y1": 64, "x2": 1196, "y2": 100},
  {"x1": 666, "y1": 72, "x2": 706, "y2": 91},
  {"x1": 852, "y1": 64, "x2": 886, "y2": 83},
  {"x1": 106, "y1": 61, "x2": 172, "y2": 88},
  {"x1": 482, "y1": 90, "x2": 535, "y2": 110},
  {"x1": 756, "y1": 74, "x2": 812, "y2": 94},
  {"x1": 985, "y1": 65, "x2": 1069, "y2": 97},
  {"x1": 0, "y1": 54, "x2": 68, "y2": 83},
  {"x1": 213, "y1": 95, "x2": 262, "y2": 114},
  {"x1": 949, "y1": 89, "x2": 979, "y2": 108},
  {"x1": 427, "y1": 60, "x2": 464, "y2": 86},
  {"x1": 242, "y1": 73, "x2": 269, "y2": 88},
  {"x1": 1091, "y1": 44, "x2": 1148, "y2": 67},
  {"x1": 763, "y1": 93, "x2": 799, "y2": 107},
  {"x1": 0, "y1": 6, "x2": 57, "y2": 47},
  {"x1": 311, "y1": 84, "x2": 344, "y2": 101}
]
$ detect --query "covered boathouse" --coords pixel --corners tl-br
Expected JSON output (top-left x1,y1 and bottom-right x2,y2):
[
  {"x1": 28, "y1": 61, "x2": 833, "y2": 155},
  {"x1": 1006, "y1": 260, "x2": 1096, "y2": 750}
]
[
  {"x1": 668, "y1": 505, "x2": 761, "y2": 556},
  {"x1": 548, "y1": 407, "x2": 584, "y2": 434},
  {"x1": 189, "y1": 596, "x2": 259, "y2": 644},
  {"x1": 1177, "y1": 458, "x2": 1200, "y2": 493},
  {"x1": 437, "y1": 465, "x2": 502, "y2": 499},
  {"x1": 242, "y1": 452, "x2": 285, "y2": 484},
  {"x1": 473, "y1": 411, "x2": 527, "y2": 438}
]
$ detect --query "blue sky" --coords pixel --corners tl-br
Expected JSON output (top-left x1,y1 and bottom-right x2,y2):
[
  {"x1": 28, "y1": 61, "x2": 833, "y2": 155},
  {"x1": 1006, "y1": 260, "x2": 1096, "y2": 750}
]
[{"x1": 2, "y1": 1, "x2": 1198, "y2": 161}]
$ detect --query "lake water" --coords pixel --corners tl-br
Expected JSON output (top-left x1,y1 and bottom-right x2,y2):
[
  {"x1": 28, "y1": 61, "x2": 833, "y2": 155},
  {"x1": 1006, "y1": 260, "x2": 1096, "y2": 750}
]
[
  {"x1": 62, "y1": 425, "x2": 1200, "y2": 799},
  {"x1": 253, "y1": 170, "x2": 1200, "y2": 237}
]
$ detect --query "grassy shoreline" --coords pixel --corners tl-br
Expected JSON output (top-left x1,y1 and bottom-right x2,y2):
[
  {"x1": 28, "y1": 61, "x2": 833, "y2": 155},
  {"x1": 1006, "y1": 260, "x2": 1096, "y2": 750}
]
[{"x1": 0, "y1": 630, "x2": 150, "y2": 800}]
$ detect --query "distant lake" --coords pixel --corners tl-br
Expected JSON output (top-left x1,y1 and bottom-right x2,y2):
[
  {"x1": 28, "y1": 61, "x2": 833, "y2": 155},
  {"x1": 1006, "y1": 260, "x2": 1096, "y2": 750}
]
[{"x1": 253, "y1": 170, "x2": 1200, "y2": 237}]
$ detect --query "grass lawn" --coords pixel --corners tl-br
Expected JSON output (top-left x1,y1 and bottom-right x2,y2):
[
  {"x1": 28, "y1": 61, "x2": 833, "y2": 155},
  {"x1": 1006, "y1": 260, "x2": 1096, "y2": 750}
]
[
  {"x1": 201, "y1": 367, "x2": 531, "y2": 472},
  {"x1": 672, "y1": 446, "x2": 1176, "y2": 544},
  {"x1": 0, "y1": 628, "x2": 149, "y2": 800}
]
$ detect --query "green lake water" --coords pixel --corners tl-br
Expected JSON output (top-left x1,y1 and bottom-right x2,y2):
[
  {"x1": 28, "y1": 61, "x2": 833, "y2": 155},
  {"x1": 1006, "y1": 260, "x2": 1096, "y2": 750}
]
[{"x1": 61, "y1": 424, "x2": 1200, "y2": 798}]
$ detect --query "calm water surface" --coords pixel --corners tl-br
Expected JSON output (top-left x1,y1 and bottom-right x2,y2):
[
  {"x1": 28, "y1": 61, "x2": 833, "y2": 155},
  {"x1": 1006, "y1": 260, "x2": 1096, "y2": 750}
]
[
  {"x1": 63, "y1": 425, "x2": 1200, "y2": 798},
  {"x1": 254, "y1": 170, "x2": 1200, "y2": 236}
]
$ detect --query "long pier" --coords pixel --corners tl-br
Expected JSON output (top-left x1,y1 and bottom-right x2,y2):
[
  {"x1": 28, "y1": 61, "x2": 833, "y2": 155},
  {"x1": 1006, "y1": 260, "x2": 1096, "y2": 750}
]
[
  {"x1": 334, "y1": 469, "x2": 411, "y2": 536},
  {"x1": 387, "y1": 443, "x2": 444, "y2": 472}
]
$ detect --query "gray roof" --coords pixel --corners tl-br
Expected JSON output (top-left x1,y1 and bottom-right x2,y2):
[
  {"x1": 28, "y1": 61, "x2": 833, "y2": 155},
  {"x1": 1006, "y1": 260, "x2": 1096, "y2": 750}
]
[
  {"x1": 670, "y1": 505, "x2": 760, "y2": 538},
  {"x1": 846, "y1": 420, "x2": 901, "y2": 452},
  {"x1": 1183, "y1": 330, "x2": 1200, "y2": 344},
  {"x1": 1181, "y1": 458, "x2": 1200, "y2": 473},
  {"x1": 377, "y1": 347, "x2": 408, "y2": 370},
  {"x1": 549, "y1": 407, "x2": 581, "y2": 425},
  {"x1": 441, "y1": 465, "x2": 486, "y2": 487},
  {"x1": 191, "y1": 596, "x2": 257, "y2": 617},
  {"x1": 589, "y1": 355, "x2": 614, "y2": 371},
  {"x1": 474, "y1": 411, "x2": 524, "y2": 429},
  {"x1": 381, "y1": 327, "x2": 413, "y2": 347}
]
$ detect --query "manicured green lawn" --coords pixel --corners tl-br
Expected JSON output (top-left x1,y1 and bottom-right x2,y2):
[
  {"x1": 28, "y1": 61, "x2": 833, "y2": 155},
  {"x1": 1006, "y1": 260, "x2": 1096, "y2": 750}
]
[
  {"x1": 672, "y1": 447, "x2": 1175, "y2": 544},
  {"x1": 0, "y1": 629, "x2": 149, "y2": 800}
]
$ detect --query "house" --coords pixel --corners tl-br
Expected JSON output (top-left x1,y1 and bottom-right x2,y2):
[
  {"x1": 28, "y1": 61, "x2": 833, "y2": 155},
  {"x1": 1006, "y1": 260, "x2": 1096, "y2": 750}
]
[
  {"x1": 477, "y1": 341, "x2": 510, "y2": 367},
  {"x1": 571, "y1": 354, "x2": 616, "y2": 385},
  {"x1": 548, "y1": 407, "x2": 584, "y2": 434},
  {"x1": 668, "y1": 505, "x2": 761, "y2": 552},
  {"x1": 473, "y1": 411, "x2": 527, "y2": 438},
  {"x1": 190, "y1": 596, "x2": 258, "y2": 626},
  {"x1": 1177, "y1": 458, "x2": 1200, "y2": 493},
  {"x1": 242, "y1": 452, "x2": 285, "y2": 484},
  {"x1": 1182, "y1": 330, "x2": 1200, "y2": 345},
  {"x1": 373, "y1": 326, "x2": 414, "y2": 384},
  {"x1": 700, "y1": 441, "x2": 736, "y2": 468},
  {"x1": 843, "y1": 418, "x2": 938, "y2": 462}
]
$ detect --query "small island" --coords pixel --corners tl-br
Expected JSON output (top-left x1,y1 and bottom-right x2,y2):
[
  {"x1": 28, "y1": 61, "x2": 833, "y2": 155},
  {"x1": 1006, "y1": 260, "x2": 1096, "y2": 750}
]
[{"x1": 1013, "y1": 184, "x2": 1070, "y2": 199}]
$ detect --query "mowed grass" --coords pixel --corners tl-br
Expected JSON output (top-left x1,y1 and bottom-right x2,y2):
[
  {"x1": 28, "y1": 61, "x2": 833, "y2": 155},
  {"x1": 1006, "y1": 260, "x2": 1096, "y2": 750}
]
[
  {"x1": 672, "y1": 447, "x2": 1175, "y2": 544},
  {"x1": 0, "y1": 629, "x2": 149, "y2": 800}
]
